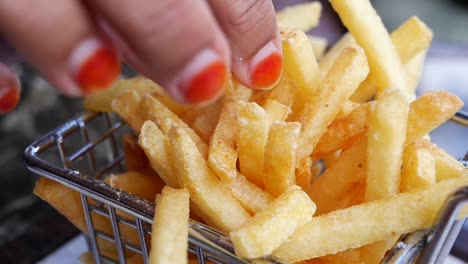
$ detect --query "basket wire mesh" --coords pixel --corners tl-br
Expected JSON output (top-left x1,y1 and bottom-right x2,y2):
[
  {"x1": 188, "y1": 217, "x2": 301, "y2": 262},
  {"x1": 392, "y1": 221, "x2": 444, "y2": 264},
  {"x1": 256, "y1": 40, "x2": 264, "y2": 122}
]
[{"x1": 24, "y1": 112, "x2": 467, "y2": 264}]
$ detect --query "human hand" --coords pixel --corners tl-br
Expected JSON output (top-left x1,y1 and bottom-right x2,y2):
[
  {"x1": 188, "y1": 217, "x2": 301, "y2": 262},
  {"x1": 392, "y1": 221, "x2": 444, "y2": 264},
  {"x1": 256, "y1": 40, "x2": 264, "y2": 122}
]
[{"x1": 0, "y1": 0, "x2": 282, "y2": 113}]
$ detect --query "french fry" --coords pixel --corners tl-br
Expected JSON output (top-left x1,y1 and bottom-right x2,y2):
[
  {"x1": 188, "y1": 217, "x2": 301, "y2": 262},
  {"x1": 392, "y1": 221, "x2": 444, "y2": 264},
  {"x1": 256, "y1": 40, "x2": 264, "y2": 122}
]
[
  {"x1": 84, "y1": 77, "x2": 161, "y2": 113},
  {"x1": 405, "y1": 91, "x2": 463, "y2": 144},
  {"x1": 141, "y1": 94, "x2": 208, "y2": 157},
  {"x1": 313, "y1": 101, "x2": 375, "y2": 157},
  {"x1": 169, "y1": 125, "x2": 250, "y2": 232},
  {"x1": 295, "y1": 47, "x2": 369, "y2": 162},
  {"x1": 318, "y1": 33, "x2": 358, "y2": 76},
  {"x1": 237, "y1": 101, "x2": 269, "y2": 187},
  {"x1": 366, "y1": 89, "x2": 409, "y2": 201},
  {"x1": 112, "y1": 91, "x2": 148, "y2": 134},
  {"x1": 191, "y1": 101, "x2": 222, "y2": 143},
  {"x1": 281, "y1": 29, "x2": 320, "y2": 114},
  {"x1": 404, "y1": 50, "x2": 428, "y2": 94},
  {"x1": 273, "y1": 176, "x2": 468, "y2": 262},
  {"x1": 400, "y1": 145, "x2": 436, "y2": 192},
  {"x1": 263, "y1": 99, "x2": 291, "y2": 125},
  {"x1": 251, "y1": 78, "x2": 296, "y2": 108},
  {"x1": 307, "y1": 137, "x2": 367, "y2": 215},
  {"x1": 308, "y1": 35, "x2": 328, "y2": 59},
  {"x1": 222, "y1": 173, "x2": 274, "y2": 215},
  {"x1": 329, "y1": 0, "x2": 408, "y2": 99},
  {"x1": 264, "y1": 121, "x2": 301, "y2": 197},
  {"x1": 139, "y1": 121, "x2": 179, "y2": 188},
  {"x1": 208, "y1": 95, "x2": 239, "y2": 182},
  {"x1": 149, "y1": 187, "x2": 190, "y2": 264},
  {"x1": 276, "y1": 2, "x2": 322, "y2": 32},
  {"x1": 412, "y1": 139, "x2": 468, "y2": 181},
  {"x1": 230, "y1": 186, "x2": 316, "y2": 259}
]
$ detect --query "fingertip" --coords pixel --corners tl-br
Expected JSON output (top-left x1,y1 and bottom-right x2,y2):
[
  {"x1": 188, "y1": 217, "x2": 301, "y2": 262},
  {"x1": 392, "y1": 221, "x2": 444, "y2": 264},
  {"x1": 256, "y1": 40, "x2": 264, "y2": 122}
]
[
  {"x1": 0, "y1": 64, "x2": 20, "y2": 114},
  {"x1": 69, "y1": 37, "x2": 120, "y2": 95}
]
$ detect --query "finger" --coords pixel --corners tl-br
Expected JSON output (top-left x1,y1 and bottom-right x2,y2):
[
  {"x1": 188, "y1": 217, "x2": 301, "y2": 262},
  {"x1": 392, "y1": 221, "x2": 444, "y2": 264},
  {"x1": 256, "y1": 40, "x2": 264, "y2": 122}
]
[
  {"x1": 88, "y1": 0, "x2": 231, "y2": 105},
  {"x1": 0, "y1": 0, "x2": 120, "y2": 97},
  {"x1": 0, "y1": 63, "x2": 20, "y2": 114},
  {"x1": 209, "y1": 0, "x2": 282, "y2": 90}
]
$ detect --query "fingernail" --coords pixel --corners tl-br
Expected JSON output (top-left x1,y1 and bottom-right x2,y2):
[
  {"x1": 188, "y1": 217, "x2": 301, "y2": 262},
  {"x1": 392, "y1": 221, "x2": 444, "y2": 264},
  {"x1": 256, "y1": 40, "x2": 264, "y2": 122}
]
[
  {"x1": 171, "y1": 49, "x2": 227, "y2": 105},
  {"x1": 249, "y1": 41, "x2": 283, "y2": 90},
  {"x1": 0, "y1": 82, "x2": 20, "y2": 114},
  {"x1": 69, "y1": 37, "x2": 120, "y2": 95}
]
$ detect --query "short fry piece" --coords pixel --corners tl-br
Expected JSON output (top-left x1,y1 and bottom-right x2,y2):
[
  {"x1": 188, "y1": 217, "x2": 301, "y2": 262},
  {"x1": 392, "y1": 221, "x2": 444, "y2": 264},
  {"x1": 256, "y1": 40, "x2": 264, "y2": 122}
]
[
  {"x1": 273, "y1": 176, "x2": 468, "y2": 262},
  {"x1": 169, "y1": 125, "x2": 250, "y2": 232},
  {"x1": 230, "y1": 186, "x2": 316, "y2": 259},
  {"x1": 263, "y1": 99, "x2": 291, "y2": 125},
  {"x1": 139, "y1": 121, "x2": 178, "y2": 188},
  {"x1": 264, "y1": 121, "x2": 301, "y2": 197},
  {"x1": 366, "y1": 89, "x2": 409, "y2": 201},
  {"x1": 238, "y1": 102, "x2": 269, "y2": 187},
  {"x1": 149, "y1": 187, "x2": 190, "y2": 264},
  {"x1": 208, "y1": 96, "x2": 239, "y2": 181},
  {"x1": 400, "y1": 145, "x2": 436, "y2": 192},
  {"x1": 276, "y1": 2, "x2": 322, "y2": 32}
]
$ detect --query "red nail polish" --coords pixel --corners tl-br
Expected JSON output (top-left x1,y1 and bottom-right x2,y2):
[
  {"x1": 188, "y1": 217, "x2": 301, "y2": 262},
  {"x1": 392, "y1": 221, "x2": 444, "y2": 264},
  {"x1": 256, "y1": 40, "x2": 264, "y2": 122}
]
[
  {"x1": 184, "y1": 61, "x2": 227, "y2": 105},
  {"x1": 72, "y1": 39, "x2": 120, "y2": 95},
  {"x1": 0, "y1": 84, "x2": 20, "y2": 114},
  {"x1": 251, "y1": 52, "x2": 282, "y2": 89}
]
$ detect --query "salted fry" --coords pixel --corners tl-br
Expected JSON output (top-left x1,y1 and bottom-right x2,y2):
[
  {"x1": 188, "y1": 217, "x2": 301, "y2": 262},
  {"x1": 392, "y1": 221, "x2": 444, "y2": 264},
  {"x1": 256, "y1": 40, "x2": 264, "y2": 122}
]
[
  {"x1": 276, "y1": 2, "x2": 322, "y2": 32},
  {"x1": 273, "y1": 176, "x2": 468, "y2": 262},
  {"x1": 237, "y1": 102, "x2": 269, "y2": 187},
  {"x1": 222, "y1": 173, "x2": 274, "y2": 215},
  {"x1": 111, "y1": 91, "x2": 148, "y2": 134},
  {"x1": 400, "y1": 146, "x2": 436, "y2": 192},
  {"x1": 263, "y1": 99, "x2": 291, "y2": 125},
  {"x1": 251, "y1": 78, "x2": 296, "y2": 108},
  {"x1": 296, "y1": 47, "x2": 369, "y2": 162},
  {"x1": 149, "y1": 187, "x2": 190, "y2": 264},
  {"x1": 366, "y1": 89, "x2": 409, "y2": 201},
  {"x1": 169, "y1": 125, "x2": 250, "y2": 232},
  {"x1": 264, "y1": 121, "x2": 301, "y2": 197},
  {"x1": 230, "y1": 186, "x2": 316, "y2": 259}
]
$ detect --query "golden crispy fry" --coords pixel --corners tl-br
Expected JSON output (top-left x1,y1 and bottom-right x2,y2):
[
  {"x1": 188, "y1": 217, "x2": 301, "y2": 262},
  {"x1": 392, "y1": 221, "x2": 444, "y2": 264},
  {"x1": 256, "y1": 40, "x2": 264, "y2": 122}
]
[
  {"x1": 295, "y1": 47, "x2": 369, "y2": 162},
  {"x1": 264, "y1": 121, "x2": 301, "y2": 197},
  {"x1": 191, "y1": 101, "x2": 222, "y2": 143},
  {"x1": 318, "y1": 33, "x2": 358, "y2": 76},
  {"x1": 281, "y1": 29, "x2": 320, "y2": 114},
  {"x1": 276, "y1": 2, "x2": 322, "y2": 32},
  {"x1": 169, "y1": 125, "x2": 250, "y2": 232},
  {"x1": 400, "y1": 146, "x2": 436, "y2": 192},
  {"x1": 273, "y1": 176, "x2": 468, "y2": 262},
  {"x1": 366, "y1": 89, "x2": 409, "y2": 201},
  {"x1": 112, "y1": 91, "x2": 148, "y2": 134},
  {"x1": 139, "y1": 121, "x2": 179, "y2": 188},
  {"x1": 123, "y1": 135, "x2": 148, "y2": 171},
  {"x1": 314, "y1": 102, "x2": 375, "y2": 157},
  {"x1": 208, "y1": 95, "x2": 239, "y2": 181},
  {"x1": 237, "y1": 101, "x2": 269, "y2": 187},
  {"x1": 250, "y1": 78, "x2": 296, "y2": 108},
  {"x1": 308, "y1": 137, "x2": 367, "y2": 215},
  {"x1": 412, "y1": 139, "x2": 468, "y2": 181},
  {"x1": 329, "y1": 0, "x2": 407, "y2": 99},
  {"x1": 149, "y1": 187, "x2": 190, "y2": 264},
  {"x1": 405, "y1": 91, "x2": 463, "y2": 144},
  {"x1": 230, "y1": 186, "x2": 316, "y2": 259},
  {"x1": 222, "y1": 173, "x2": 274, "y2": 215}
]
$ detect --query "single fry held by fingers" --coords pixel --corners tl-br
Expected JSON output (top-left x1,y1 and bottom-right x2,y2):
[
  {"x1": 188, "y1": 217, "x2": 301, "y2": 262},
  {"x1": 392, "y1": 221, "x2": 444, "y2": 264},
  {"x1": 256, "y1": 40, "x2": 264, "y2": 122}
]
[
  {"x1": 237, "y1": 101, "x2": 269, "y2": 188},
  {"x1": 230, "y1": 186, "x2": 316, "y2": 259},
  {"x1": 149, "y1": 187, "x2": 190, "y2": 264}
]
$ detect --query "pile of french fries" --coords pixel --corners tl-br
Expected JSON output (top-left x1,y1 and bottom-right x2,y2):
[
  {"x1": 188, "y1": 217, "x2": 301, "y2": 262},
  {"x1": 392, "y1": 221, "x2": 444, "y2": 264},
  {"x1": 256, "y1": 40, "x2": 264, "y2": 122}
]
[{"x1": 35, "y1": 1, "x2": 468, "y2": 263}]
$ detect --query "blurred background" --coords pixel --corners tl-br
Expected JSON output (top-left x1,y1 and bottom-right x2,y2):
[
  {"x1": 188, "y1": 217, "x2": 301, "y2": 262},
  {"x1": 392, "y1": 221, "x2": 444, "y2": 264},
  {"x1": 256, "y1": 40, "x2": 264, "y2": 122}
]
[{"x1": 0, "y1": 0, "x2": 466, "y2": 263}]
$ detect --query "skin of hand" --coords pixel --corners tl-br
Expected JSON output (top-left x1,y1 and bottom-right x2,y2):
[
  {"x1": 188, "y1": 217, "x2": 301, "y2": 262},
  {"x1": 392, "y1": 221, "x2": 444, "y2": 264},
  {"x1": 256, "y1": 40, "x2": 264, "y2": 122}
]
[{"x1": 0, "y1": 0, "x2": 283, "y2": 113}]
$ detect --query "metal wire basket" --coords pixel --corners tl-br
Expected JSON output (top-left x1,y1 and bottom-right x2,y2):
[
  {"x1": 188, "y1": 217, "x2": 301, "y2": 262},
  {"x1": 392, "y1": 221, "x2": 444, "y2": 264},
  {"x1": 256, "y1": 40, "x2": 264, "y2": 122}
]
[{"x1": 24, "y1": 111, "x2": 467, "y2": 264}]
